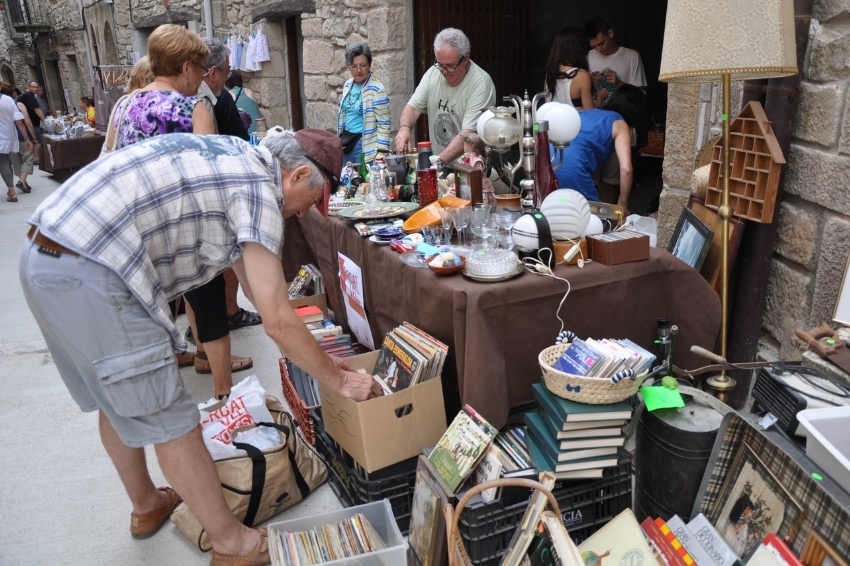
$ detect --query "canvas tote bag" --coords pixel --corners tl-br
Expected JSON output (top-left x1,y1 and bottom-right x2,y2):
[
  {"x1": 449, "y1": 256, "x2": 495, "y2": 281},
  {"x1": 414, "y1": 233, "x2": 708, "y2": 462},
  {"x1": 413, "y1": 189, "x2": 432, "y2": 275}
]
[{"x1": 171, "y1": 395, "x2": 328, "y2": 551}]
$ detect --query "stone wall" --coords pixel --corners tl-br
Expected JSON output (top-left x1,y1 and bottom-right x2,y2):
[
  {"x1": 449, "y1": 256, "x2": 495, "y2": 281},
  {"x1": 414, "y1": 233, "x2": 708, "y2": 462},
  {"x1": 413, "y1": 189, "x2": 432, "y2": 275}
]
[
  {"x1": 300, "y1": 0, "x2": 413, "y2": 134},
  {"x1": 656, "y1": 0, "x2": 850, "y2": 361}
]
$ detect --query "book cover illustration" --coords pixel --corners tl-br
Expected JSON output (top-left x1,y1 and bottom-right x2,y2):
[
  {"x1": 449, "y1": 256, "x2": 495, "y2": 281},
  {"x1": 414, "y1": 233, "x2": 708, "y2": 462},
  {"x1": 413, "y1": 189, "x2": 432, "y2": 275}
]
[
  {"x1": 578, "y1": 509, "x2": 655, "y2": 566},
  {"x1": 408, "y1": 471, "x2": 441, "y2": 566},
  {"x1": 372, "y1": 332, "x2": 421, "y2": 392},
  {"x1": 553, "y1": 339, "x2": 603, "y2": 376},
  {"x1": 428, "y1": 405, "x2": 498, "y2": 492}
]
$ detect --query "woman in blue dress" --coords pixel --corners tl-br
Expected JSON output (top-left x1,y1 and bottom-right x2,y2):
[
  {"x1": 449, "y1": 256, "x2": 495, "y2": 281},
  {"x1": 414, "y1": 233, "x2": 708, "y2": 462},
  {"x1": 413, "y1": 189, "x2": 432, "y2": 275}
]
[{"x1": 552, "y1": 84, "x2": 644, "y2": 216}]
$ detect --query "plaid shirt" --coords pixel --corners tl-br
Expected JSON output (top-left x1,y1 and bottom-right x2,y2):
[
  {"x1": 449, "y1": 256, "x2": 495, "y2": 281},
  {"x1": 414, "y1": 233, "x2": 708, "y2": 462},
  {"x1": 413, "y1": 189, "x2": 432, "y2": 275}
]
[{"x1": 28, "y1": 134, "x2": 284, "y2": 349}]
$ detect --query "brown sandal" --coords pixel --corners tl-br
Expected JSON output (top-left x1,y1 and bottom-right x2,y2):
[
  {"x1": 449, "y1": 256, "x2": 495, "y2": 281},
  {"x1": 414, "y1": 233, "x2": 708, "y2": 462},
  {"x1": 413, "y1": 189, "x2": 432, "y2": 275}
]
[
  {"x1": 175, "y1": 351, "x2": 195, "y2": 367},
  {"x1": 194, "y1": 353, "x2": 253, "y2": 374},
  {"x1": 130, "y1": 486, "x2": 182, "y2": 539},
  {"x1": 6, "y1": 190, "x2": 17, "y2": 202},
  {"x1": 210, "y1": 528, "x2": 270, "y2": 566}
]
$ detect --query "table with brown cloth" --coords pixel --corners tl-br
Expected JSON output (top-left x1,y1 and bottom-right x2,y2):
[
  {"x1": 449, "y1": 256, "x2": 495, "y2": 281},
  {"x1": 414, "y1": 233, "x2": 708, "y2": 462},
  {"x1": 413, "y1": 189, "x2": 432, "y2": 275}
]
[
  {"x1": 287, "y1": 209, "x2": 721, "y2": 429},
  {"x1": 39, "y1": 134, "x2": 104, "y2": 174}
]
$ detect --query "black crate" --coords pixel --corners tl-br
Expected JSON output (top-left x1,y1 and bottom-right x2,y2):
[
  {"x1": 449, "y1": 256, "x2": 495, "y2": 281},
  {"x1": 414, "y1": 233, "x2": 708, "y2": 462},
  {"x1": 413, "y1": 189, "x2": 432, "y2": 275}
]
[
  {"x1": 458, "y1": 450, "x2": 633, "y2": 566},
  {"x1": 311, "y1": 409, "x2": 417, "y2": 535}
]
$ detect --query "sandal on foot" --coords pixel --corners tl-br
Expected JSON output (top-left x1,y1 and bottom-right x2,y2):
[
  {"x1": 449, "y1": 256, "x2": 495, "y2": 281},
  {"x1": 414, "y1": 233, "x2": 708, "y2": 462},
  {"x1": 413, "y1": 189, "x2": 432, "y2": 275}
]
[
  {"x1": 194, "y1": 354, "x2": 253, "y2": 374},
  {"x1": 15, "y1": 181, "x2": 31, "y2": 194},
  {"x1": 7, "y1": 191, "x2": 17, "y2": 202},
  {"x1": 185, "y1": 326, "x2": 196, "y2": 346},
  {"x1": 130, "y1": 487, "x2": 182, "y2": 539},
  {"x1": 174, "y1": 351, "x2": 195, "y2": 367},
  {"x1": 210, "y1": 528, "x2": 270, "y2": 566},
  {"x1": 227, "y1": 308, "x2": 262, "y2": 330}
]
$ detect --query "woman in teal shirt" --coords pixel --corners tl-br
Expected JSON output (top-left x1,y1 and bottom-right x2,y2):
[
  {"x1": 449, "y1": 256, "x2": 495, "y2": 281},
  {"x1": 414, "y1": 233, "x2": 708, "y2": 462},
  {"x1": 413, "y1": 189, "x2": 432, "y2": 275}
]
[
  {"x1": 337, "y1": 42, "x2": 390, "y2": 167},
  {"x1": 226, "y1": 70, "x2": 263, "y2": 135}
]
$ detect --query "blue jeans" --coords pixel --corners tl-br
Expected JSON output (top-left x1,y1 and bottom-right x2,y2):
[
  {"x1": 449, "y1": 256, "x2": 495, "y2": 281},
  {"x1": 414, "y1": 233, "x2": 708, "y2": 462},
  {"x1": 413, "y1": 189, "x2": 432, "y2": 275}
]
[{"x1": 342, "y1": 137, "x2": 364, "y2": 171}]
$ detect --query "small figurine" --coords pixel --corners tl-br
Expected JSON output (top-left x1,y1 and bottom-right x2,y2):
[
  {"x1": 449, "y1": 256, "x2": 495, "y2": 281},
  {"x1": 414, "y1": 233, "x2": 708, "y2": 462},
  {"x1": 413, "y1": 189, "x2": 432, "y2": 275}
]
[{"x1": 447, "y1": 132, "x2": 495, "y2": 204}]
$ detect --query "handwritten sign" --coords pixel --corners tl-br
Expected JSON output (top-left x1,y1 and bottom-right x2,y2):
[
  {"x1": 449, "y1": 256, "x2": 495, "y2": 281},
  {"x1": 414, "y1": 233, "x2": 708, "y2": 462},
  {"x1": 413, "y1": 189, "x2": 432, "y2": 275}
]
[{"x1": 338, "y1": 253, "x2": 374, "y2": 349}]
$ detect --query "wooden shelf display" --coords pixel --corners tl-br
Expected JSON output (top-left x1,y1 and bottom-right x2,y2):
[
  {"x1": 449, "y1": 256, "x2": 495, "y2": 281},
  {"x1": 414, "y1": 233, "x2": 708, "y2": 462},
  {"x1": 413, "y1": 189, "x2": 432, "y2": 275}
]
[{"x1": 705, "y1": 101, "x2": 785, "y2": 223}]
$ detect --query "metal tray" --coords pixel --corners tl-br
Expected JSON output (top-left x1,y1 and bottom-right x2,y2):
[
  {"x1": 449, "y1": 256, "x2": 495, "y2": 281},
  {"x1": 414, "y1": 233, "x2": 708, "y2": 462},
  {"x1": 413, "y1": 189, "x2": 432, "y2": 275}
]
[{"x1": 338, "y1": 202, "x2": 420, "y2": 220}]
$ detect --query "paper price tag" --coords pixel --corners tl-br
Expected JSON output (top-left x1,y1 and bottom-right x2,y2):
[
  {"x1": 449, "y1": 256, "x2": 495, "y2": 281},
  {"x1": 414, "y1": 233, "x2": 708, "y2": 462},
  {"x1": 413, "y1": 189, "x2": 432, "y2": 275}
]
[{"x1": 640, "y1": 386, "x2": 685, "y2": 411}]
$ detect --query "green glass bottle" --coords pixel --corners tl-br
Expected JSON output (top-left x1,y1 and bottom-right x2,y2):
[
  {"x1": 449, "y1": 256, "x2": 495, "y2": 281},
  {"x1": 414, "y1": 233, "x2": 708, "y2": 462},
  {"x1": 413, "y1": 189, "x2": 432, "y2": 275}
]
[{"x1": 359, "y1": 152, "x2": 368, "y2": 183}]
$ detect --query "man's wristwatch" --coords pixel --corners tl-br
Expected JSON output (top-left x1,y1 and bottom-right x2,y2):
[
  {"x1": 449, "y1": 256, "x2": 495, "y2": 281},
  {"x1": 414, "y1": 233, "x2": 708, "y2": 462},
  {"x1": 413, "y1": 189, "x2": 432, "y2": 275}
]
[{"x1": 434, "y1": 156, "x2": 446, "y2": 170}]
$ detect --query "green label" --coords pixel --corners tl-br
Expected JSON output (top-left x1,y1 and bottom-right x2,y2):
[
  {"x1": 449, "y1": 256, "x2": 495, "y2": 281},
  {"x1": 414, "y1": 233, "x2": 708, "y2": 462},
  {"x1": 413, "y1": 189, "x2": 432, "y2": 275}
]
[{"x1": 812, "y1": 472, "x2": 823, "y2": 481}]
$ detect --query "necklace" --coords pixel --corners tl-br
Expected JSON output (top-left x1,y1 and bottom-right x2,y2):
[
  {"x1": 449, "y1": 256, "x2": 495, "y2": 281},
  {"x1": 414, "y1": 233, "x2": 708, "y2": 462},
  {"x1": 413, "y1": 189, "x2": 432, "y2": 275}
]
[{"x1": 344, "y1": 87, "x2": 361, "y2": 110}]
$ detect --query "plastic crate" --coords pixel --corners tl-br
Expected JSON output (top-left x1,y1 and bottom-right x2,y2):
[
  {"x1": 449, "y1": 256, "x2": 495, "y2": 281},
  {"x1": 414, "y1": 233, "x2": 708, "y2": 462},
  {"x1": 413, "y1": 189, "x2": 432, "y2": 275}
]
[
  {"x1": 279, "y1": 357, "x2": 319, "y2": 446},
  {"x1": 458, "y1": 450, "x2": 633, "y2": 566},
  {"x1": 312, "y1": 410, "x2": 418, "y2": 535}
]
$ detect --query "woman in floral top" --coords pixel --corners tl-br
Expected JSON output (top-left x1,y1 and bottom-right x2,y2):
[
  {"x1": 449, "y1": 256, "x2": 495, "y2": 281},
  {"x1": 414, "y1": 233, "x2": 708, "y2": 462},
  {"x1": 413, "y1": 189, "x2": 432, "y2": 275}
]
[{"x1": 105, "y1": 24, "x2": 214, "y2": 150}]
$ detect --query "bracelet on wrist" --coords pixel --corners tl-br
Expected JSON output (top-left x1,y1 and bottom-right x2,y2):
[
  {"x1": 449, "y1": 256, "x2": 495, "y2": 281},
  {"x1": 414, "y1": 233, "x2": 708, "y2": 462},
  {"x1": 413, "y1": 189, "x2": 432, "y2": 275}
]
[{"x1": 398, "y1": 124, "x2": 410, "y2": 130}]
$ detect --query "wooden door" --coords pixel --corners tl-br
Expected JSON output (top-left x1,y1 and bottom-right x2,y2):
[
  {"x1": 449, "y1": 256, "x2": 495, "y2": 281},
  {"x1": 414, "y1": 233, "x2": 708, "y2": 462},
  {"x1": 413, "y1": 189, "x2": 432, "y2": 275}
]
[{"x1": 413, "y1": 0, "x2": 530, "y2": 141}]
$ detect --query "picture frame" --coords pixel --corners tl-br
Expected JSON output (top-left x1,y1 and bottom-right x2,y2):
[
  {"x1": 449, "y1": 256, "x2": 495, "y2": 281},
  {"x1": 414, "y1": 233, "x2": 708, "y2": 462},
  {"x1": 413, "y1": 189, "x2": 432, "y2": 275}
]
[
  {"x1": 668, "y1": 206, "x2": 714, "y2": 270},
  {"x1": 832, "y1": 250, "x2": 850, "y2": 326},
  {"x1": 453, "y1": 162, "x2": 483, "y2": 205},
  {"x1": 708, "y1": 443, "x2": 806, "y2": 562},
  {"x1": 800, "y1": 531, "x2": 848, "y2": 566},
  {"x1": 688, "y1": 196, "x2": 746, "y2": 294}
]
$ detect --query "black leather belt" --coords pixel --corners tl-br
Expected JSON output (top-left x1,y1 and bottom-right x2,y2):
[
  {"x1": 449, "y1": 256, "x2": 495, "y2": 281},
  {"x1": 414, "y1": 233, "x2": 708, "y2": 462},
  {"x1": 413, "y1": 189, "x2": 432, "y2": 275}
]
[{"x1": 27, "y1": 226, "x2": 78, "y2": 257}]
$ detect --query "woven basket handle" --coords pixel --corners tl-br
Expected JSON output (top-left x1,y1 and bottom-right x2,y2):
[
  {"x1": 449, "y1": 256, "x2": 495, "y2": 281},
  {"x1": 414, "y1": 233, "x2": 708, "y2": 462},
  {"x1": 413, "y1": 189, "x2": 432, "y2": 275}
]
[{"x1": 443, "y1": 478, "x2": 561, "y2": 566}]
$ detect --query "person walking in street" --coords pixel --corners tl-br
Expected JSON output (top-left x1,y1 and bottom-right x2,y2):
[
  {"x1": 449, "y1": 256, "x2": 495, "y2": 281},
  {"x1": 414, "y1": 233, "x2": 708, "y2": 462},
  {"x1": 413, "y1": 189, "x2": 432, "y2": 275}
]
[
  {"x1": 0, "y1": 83, "x2": 33, "y2": 202},
  {"x1": 10, "y1": 88, "x2": 36, "y2": 194}
]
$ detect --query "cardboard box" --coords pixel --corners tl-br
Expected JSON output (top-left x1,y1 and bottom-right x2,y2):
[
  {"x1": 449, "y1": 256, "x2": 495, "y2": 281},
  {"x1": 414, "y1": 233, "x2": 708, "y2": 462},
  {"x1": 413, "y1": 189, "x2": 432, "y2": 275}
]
[
  {"x1": 288, "y1": 290, "x2": 328, "y2": 314},
  {"x1": 319, "y1": 351, "x2": 448, "y2": 473},
  {"x1": 587, "y1": 230, "x2": 650, "y2": 266}
]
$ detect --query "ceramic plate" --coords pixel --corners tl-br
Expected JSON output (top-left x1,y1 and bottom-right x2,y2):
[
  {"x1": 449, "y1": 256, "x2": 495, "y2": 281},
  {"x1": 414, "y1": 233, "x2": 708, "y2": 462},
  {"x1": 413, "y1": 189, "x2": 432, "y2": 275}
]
[
  {"x1": 369, "y1": 235, "x2": 393, "y2": 245},
  {"x1": 339, "y1": 202, "x2": 420, "y2": 220},
  {"x1": 462, "y1": 261, "x2": 525, "y2": 282}
]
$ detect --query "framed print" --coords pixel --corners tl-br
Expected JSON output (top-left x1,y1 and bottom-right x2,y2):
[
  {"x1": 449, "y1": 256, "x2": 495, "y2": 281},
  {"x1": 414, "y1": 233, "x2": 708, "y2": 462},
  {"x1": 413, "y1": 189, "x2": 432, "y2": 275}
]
[
  {"x1": 688, "y1": 196, "x2": 746, "y2": 293},
  {"x1": 832, "y1": 251, "x2": 850, "y2": 326},
  {"x1": 800, "y1": 531, "x2": 848, "y2": 566},
  {"x1": 453, "y1": 162, "x2": 483, "y2": 204},
  {"x1": 668, "y1": 206, "x2": 714, "y2": 270},
  {"x1": 708, "y1": 443, "x2": 805, "y2": 562}
]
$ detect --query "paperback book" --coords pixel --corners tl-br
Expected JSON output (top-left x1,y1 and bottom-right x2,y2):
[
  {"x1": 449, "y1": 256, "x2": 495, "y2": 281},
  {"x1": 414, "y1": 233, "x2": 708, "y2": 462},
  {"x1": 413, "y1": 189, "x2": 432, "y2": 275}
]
[
  {"x1": 268, "y1": 512, "x2": 386, "y2": 565},
  {"x1": 428, "y1": 405, "x2": 498, "y2": 492}
]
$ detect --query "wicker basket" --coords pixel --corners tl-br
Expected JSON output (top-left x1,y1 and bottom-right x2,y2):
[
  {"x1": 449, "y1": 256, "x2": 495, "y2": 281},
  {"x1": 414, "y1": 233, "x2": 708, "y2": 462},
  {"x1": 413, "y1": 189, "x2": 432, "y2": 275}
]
[{"x1": 539, "y1": 342, "x2": 646, "y2": 404}]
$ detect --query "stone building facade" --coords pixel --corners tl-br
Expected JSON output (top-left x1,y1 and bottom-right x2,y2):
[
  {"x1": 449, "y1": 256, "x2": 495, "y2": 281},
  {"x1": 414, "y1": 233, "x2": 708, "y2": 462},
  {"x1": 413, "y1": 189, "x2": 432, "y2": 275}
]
[
  {"x1": 0, "y1": 0, "x2": 412, "y2": 137},
  {"x1": 656, "y1": 0, "x2": 850, "y2": 360},
  {"x1": 3, "y1": 0, "x2": 847, "y2": 363}
]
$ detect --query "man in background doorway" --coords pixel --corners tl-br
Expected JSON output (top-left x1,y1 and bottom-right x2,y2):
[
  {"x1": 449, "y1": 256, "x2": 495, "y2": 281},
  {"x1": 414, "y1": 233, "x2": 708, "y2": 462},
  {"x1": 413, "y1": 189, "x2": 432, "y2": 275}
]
[
  {"x1": 585, "y1": 18, "x2": 646, "y2": 106},
  {"x1": 18, "y1": 82, "x2": 44, "y2": 166}
]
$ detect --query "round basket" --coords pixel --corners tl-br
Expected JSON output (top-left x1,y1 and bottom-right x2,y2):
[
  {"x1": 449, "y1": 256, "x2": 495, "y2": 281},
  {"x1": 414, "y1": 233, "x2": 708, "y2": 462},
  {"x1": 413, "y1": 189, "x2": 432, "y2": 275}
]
[{"x1": 539, "y1": 343, "x2": 646, "y2": 404}]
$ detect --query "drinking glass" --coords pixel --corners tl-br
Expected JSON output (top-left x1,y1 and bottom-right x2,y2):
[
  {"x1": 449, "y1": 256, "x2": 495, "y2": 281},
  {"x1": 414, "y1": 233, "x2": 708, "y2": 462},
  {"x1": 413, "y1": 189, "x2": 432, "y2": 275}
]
[
  {"x1": 384, "y1": 172, "x2": 397, "y2": 201},
  {"x1": 452, "y1": 207, "x2": 471, "y2": 245},
  {"x1": 421, "y1": 225, "x2": 436, "y2": 245},
  {"x1": 493, "y1": 212, "x2": 517, "y2": 250},
  {"x1": 471, "y1": 216, "x2": 497, "y2": 249},
  {"x1": 439, "y1": 208, "x2": 454, "y2": 241},
  {"x1": 433, "y1": 226, "x2": 446, "y2": 245}
]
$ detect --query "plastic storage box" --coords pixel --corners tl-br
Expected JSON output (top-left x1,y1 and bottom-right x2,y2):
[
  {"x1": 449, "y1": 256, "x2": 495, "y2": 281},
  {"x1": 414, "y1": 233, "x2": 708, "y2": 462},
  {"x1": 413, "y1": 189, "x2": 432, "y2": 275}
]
[
  {"x1": 458, "y1": 450, "x2": 632, "y2": 566},
  {"x1": 267, "y1": 499, "x2": 407, "y2": 566},
  {"x1": 312, "y1": 409, "x2": 418, "y2": 535},
  {"x1": 797, "y1": 406, "x2": 850, "y2": 493}
]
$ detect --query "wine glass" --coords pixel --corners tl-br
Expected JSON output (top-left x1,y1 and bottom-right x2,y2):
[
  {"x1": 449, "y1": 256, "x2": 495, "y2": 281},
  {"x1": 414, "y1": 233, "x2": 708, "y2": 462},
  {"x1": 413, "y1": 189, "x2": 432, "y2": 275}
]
[
  {"x1": 471, "y1": 214, "x2": 497, "y2": 249},
  {"x1": 439, "y1": 207, "x2": 454, "y2": 241},
  {"x1": 452, "y1": 207, "x2": 471, "y2": 246},
  {"x1": 493, "y1": 212, "x2": 517, "y2": 249}
]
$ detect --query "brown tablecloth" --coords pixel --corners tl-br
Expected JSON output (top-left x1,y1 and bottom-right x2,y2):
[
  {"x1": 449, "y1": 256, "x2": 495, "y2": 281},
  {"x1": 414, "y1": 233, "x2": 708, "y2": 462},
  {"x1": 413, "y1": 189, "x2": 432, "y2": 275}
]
[
  {"x1": 40, "y1": 134, "x2": 104, "y2": 173},
  {"x1": 288, "y1": 209, "x2": 721, "y2": 429}
]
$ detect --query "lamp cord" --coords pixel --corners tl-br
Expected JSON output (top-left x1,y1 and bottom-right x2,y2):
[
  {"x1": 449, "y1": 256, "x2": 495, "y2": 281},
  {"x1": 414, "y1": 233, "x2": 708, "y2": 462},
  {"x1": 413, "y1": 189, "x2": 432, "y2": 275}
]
[{"x1": 521, "y1": 247, "x2": 572, "y2": 335}]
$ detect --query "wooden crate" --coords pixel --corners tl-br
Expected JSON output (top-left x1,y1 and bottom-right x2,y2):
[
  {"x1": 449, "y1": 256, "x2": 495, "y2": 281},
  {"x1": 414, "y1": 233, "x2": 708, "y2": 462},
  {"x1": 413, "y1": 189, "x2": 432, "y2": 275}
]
[{"x1": 705, "y1": 101, "x2": 785, "y2": 223}]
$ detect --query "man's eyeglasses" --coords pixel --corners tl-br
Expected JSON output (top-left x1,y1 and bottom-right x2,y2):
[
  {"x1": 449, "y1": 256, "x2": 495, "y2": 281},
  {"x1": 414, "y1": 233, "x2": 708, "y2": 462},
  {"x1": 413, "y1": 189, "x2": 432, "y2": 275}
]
[
  {"x1": 433, "y1": 55, "x2": 466, "y2": 73},
  {"x1": 349, "y1": 63, "x2": 370, "y2": 71},
  {"x1": 201, "y1": 66, "x2": 232, "y2": 79}
]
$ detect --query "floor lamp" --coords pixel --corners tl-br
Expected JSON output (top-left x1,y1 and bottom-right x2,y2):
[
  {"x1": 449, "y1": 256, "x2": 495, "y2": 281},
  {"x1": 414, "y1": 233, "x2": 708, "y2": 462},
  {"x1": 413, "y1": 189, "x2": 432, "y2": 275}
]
[{"x1": 659, "y1": 0, "x2": 797, "y2": 400}]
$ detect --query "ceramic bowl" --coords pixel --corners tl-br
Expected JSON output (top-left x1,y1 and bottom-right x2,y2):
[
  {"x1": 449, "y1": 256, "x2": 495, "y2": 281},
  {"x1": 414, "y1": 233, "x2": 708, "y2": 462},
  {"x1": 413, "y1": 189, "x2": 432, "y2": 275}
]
[{"x1": 427, "y1": 254, "x2": 466, "y2": 276}]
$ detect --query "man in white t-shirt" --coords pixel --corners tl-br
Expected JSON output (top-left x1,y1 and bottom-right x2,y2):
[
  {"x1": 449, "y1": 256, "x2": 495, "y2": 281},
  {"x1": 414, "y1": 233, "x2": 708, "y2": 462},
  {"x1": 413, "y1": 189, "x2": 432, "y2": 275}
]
[
  {"x1": 395, "y1": 28, "x2": 496, "y2": 168},
  {"x1": 584, "y1": 18, "x2": 646, "y2": 197},
  {"x1": 585, "y1": 18, "x2": 646, "y2": 107}
]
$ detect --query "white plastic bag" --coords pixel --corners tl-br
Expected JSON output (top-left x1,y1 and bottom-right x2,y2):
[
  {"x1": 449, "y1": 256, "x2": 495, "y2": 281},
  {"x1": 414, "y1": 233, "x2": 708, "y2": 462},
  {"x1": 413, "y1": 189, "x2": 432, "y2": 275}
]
[
  {"x1": 198, "y1": 375, "x2": 274, "y2": 450},
  {"x1": 233, "y1": 426, "x2": 281, "y2": 451},
  {"x1": 626, "y1": 214, "x2": 658, "y2": 247}
]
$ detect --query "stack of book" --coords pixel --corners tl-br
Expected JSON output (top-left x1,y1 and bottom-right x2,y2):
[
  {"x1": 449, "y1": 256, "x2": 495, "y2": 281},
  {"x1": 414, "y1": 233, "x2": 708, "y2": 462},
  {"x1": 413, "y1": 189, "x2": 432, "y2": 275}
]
[
  {"x1": 553, "y1": 336, "x2": 655, "y2": 379},
  {"x1": 524, "y1": 379, "x2": 633, "y2": 479},
  {"x1": 294, "y1": 305, "x2": 344, "y2": 339},
  {"x1": 288, "y1": 263, "x2": 323, "y2": 299},
  {"x1": 371, "y1": 323, "x2": 448, "y2": 395},
  {"x1": 268, "y1": 512, "x2": 386, "y2": 565}
]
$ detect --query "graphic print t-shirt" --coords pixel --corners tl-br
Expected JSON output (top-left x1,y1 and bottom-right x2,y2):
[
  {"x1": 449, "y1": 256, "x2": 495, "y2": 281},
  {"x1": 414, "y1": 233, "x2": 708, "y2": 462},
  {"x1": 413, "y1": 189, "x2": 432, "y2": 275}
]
[{"x1": 407, "y1": 61, "x2": 496, "y2": 159}]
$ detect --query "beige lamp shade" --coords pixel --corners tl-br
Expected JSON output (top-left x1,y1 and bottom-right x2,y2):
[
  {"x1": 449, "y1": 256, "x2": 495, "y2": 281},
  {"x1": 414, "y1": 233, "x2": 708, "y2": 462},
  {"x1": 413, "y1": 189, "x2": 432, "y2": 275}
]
[{"x1": 659, "y1": 0, "x2": 797, "y2": 82}]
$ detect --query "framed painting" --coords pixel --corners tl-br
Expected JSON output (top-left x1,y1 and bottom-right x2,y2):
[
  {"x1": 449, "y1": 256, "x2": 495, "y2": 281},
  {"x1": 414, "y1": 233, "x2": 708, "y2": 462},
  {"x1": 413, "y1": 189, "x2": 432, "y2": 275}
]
[
  {"x1": 668, "y1": 206, "x2": 714, "y2": 271},
  {"x1": 688, "y1": 196, "x2": 746, "y2": 294},
  {"x1": 708, "y1": 443, "x2": 805, "y2": 562},
  {"x1": 800, "y1": 531, "x2": 848, "y2": 566},
  {"x1": 832, "y1": 250, "x2": 850, "y2": 326}
]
